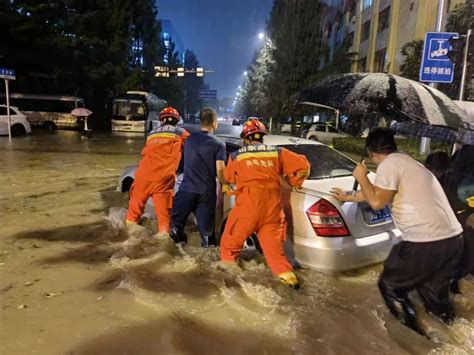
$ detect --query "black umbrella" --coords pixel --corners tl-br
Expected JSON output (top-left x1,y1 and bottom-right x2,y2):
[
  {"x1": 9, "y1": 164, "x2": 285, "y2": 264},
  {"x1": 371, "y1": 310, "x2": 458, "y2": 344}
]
[
  {"x1": 294, "y1": 73, "x2": 474, "y2": 192},
  {"x1": 293, "y1": 73, "x2": 473, "y2": 130},
  {"x1": 391, "y1": 122, "x2": 474, "y2": 145}
]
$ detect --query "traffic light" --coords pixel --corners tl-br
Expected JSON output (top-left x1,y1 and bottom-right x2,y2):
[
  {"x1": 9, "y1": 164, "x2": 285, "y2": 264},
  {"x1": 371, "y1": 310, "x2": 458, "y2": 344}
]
[{"x1": 155, "y1": 66, "x2": 170, "y2": 77}]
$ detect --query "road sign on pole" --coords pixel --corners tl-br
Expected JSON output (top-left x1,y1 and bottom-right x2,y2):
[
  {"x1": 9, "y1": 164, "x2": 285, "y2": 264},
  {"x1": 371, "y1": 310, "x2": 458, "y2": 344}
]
[
  {"x1": 420, "y1": 1, "x2": 445, "y2": 156},
  {"x1": 0, "y1": 67, "x2": 16, "y2": 142},
  {"x1": 199, "y1": 89, "x2": 217, "y2": 100},
  {"x1": 420, "y1": 32, "x2": 458, "y2": 83}
]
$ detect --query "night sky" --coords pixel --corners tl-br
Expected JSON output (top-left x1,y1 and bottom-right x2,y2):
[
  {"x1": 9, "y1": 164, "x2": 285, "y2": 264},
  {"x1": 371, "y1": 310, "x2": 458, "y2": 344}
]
[{"x1": 156, "y1": 0, "x2": 274, "y2": 99}]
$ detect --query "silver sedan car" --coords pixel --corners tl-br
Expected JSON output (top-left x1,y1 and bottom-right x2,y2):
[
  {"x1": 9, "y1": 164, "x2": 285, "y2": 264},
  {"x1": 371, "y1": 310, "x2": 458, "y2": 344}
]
[{"x1": 119, "y1": 135, "x2": 401, "y2": 272}]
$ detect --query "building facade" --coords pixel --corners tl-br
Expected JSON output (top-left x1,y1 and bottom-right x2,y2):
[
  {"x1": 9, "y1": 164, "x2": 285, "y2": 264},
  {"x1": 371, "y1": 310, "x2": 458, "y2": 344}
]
[
  {"x1": 321, "y1": 0, "x2": 466, "y2": 74},
  {"x1": 159, "y1": 19, "x2": 185, "y2": 65}
]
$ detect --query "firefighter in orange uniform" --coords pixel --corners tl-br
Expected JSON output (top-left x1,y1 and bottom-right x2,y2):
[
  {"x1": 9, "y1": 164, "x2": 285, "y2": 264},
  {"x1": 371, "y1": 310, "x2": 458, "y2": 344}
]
[
  {"x1": 126, "y1": 107, "x2": 190, "y2": 234},
  {"x1": 220, "y1": 118, "x2": 310, "y2": 288}
]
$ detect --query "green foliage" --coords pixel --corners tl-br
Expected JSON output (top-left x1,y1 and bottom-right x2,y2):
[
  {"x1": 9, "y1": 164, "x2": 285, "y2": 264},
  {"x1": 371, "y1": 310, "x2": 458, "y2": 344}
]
[
  {"x1": 183, "y1": 50, "x2": 204, "y2": 115},
  {"x1": 312, "y1": 45, "x2": 354, "y2": 87},
  {"x1": 332, "y1": 137, "x2": 366, "y2": 156},
  {"x1": 235, "y1": 39, "x2": 275, "y2": 117},
  {"x1": 236, "y1": 0, "x2": 354, "y2": 120},
  {"x1": 440, "y1": 1, "x2": 474, "y2": 100},
  {"x1": 399, "y1": 39, "x2": 424, "y2": 81},
  {"x1": 0, "y1": 0, "x2": 201, "y2": 126},
  {"x1": 333, "y1": 137, "x2": 450, "y2": 163},
  {"x1": 266, "y1": 0, "x2": 325, "y2": 118},
  {"x1": 154, "y1": 37, "x2": 185, "y2": 112},
  {"x1": 238, "y1": 0, "x2": 322, "y2": 118}
]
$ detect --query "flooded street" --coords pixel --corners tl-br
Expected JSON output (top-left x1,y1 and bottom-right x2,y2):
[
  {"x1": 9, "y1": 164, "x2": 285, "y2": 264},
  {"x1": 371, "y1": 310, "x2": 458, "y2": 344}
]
[{"x1": 1, "y1": 127, "x2": 473, "y2": 355}]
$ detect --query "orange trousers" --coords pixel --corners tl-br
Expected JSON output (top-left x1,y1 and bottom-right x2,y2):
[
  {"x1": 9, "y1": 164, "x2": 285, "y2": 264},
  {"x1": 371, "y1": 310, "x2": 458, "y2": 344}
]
[
  {"x1": 220, "y1": 187, "x2": 293, "y2": 276},
  {"x1": 126, "y1": 179, "x2": 173, "y2": 233}
]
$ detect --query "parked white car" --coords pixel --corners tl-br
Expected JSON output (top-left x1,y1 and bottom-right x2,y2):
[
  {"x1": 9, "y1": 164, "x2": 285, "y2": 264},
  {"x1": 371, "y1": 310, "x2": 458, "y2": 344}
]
[
  {"x1": 119, "y1": 135, "x2": 400, "y2": 272},
  {"x1": 0, "y1": 105, "x2": 31, "y2": 136},
  {"x1": 304, "y1": 123, "x2": 348, "y2": 145}
]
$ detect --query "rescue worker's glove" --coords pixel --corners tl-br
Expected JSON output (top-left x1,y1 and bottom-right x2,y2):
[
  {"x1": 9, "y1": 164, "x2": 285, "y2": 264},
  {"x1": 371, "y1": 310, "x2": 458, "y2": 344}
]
[
  {"x1": 222, "y1": 184, "x2": 235, "y2": 196},
  {"x1": 278, "y1": 271, "x2": 300, "y2": 290},
  {"x1": 467, "y1": 196, "x2": 474, "y2": 208},
  {"x1": 287, "y1": 170, "x2": 309, "y2": 188}
]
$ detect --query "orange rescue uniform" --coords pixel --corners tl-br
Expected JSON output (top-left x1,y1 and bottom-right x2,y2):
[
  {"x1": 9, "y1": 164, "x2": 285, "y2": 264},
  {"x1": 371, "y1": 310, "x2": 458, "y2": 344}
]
[
  {"x1": 127, "y1": 125, "x2": 190, "y2": 232},
  {"x1": 220, "y1": 144, "x2": 310, "y2": 275}
]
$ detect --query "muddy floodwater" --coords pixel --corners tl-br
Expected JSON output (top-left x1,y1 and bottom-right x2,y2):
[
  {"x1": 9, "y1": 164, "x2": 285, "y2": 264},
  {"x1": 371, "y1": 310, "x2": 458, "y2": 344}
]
[{"x1": 1, "y1": 128, "x2": 473, "y2": 355}]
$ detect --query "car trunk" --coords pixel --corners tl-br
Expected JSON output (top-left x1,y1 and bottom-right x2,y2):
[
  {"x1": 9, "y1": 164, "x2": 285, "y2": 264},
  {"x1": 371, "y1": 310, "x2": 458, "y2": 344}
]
[{"x1": 297, "y1": 175, "x2": 396, "y2": 239}]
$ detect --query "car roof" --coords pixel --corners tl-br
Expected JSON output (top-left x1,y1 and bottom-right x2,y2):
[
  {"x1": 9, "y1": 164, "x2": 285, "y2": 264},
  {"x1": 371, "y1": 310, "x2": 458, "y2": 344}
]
[
  {"x1": 264, "y1": 135, "x2": 324, "y2": 146},
  {"x1": 216, "y1": 134, "x2": 324, "y2": 147}
]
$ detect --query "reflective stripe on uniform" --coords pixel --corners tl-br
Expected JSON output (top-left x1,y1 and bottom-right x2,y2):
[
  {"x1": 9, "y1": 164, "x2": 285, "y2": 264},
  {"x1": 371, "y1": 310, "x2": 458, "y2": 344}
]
[
  {"x1": 147, "y1": 132, "x2": 177, "y2": 141},
  {"x1": 235, "y1": 151, "x2": 279, "y2": 161}
]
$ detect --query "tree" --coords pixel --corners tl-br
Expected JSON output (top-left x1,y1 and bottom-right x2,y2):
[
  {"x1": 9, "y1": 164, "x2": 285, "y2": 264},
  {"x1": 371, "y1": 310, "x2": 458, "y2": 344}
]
[
  {"x1": 399, "y1": 39, "x2": 424, "y2": 81},
  {"x1": 266, "y1": 0, "x2": 325, "y2": 118},
  {"x1": 236, "y1": 0, "x2": 325, "y2": 120},
  {"x1": 154, "y1": 37, "x2": 185, "y2": 113},
  {"x1": 234, "y1": 73, "x2": 255, "y2": 118},
  {"x1": 310, "y1": 34, "x2": 355, "y2": 84},
  {"x1": 0, "y1": 0, "x2": 168, "y2": 127},
  {"x1": 441, "y1": 1, "x2": 474, "y2": 100},
  {"x1": 249, "y1": 39, "x2": 276, "y2": 116},
  {"x1": 183, "y1": 50, "x2": 204, "y2": 115}
]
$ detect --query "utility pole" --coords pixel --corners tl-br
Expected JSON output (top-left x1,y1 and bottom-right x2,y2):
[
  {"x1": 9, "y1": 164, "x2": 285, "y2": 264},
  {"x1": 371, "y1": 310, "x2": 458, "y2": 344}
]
[
  {"x1": 420, "y1": 0, "x2": 445, "y2": 155},
  {"x1": 0, "y1": 67, "x2": 16, "y2": 142},
  {"x1": 5, "y1": 79, "x2": 11, "y2": 142},
  {"x1": 459, "y1": 29, "x2": 472, "y2": 101}
]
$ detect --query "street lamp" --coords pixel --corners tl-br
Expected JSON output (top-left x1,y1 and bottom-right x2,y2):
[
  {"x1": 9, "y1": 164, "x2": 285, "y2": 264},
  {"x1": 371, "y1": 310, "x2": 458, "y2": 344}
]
[
  {"x1": 243, "y1": 71, "x2": 248, "y2": 76},
  {"x1": 258, "y1": 32, "x2": 265, "y2": 40}
]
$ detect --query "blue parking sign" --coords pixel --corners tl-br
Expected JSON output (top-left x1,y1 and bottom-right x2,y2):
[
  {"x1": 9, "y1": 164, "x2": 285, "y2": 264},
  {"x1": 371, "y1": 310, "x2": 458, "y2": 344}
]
[
  {"x1": 419, "y1": 32, "x2": 457, "y2": 83},
  {"x1": 0, "y1": 67, "x2": 16, "y2": 80}
]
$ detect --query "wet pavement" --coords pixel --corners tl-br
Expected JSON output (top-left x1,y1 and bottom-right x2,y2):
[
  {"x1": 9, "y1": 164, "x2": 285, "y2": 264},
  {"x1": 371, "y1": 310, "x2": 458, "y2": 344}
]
[{"x1": 1, "y1": 125, "x2": 473, "y2": 354}]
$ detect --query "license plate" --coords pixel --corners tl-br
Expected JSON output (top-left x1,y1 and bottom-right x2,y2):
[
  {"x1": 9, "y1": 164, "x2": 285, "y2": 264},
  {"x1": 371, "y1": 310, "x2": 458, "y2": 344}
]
[{"x1": 365, "y1": 206, "x2": 392, "y2": 224}]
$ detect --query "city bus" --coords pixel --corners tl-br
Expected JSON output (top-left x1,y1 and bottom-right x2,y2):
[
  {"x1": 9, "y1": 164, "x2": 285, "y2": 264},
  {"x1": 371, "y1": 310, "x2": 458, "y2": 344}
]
[
  {"x1": 2, "y1": 93, "x2": 85, "y2": 130},
  {"x1": 110, "y1": 91, "x2": 167, "y2": 133}
]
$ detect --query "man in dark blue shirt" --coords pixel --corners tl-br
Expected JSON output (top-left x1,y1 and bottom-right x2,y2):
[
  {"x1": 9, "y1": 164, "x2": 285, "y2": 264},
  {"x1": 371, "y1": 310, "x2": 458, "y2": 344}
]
[{"x1": 171, "y1": 107, "x2": 227, "y2": 247}]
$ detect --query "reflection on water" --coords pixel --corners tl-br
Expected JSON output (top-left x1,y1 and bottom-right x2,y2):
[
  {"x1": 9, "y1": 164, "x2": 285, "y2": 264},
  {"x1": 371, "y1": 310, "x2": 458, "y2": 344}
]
[{"x1": 0, "y1": 128, "x2": 473, "y2": 354}]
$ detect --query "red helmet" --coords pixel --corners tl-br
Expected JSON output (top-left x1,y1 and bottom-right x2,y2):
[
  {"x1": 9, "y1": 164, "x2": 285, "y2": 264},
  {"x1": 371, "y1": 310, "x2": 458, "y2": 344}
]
[
  {"x1": 159, "y1": 106, "x2": 180, "y2": 124},
  {"x1": 241, "y1": 117, "x2": 267, "y2": 139}
]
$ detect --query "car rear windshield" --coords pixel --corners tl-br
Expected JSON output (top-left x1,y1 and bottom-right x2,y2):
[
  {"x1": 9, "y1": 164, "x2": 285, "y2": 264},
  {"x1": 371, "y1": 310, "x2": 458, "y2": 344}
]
[{"x1": 280, "y1": 144, "x2": 356, "y2": 180}]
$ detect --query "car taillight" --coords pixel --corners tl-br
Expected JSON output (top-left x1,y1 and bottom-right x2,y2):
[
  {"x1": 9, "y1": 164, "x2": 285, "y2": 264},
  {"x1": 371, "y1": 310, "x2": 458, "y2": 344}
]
[{"x1": 306, "y1": 199, "x2": 349, "y2": 237}]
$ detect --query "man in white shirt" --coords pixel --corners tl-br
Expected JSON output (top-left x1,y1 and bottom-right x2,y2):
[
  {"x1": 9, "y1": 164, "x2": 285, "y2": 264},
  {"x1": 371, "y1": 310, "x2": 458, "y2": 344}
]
[{"x1": 331, "y1": 128, "x2": 464, "y2": 336}]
